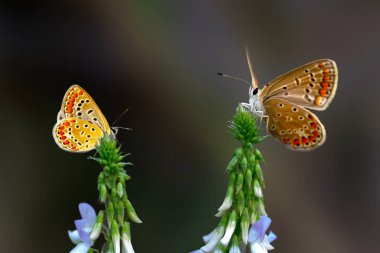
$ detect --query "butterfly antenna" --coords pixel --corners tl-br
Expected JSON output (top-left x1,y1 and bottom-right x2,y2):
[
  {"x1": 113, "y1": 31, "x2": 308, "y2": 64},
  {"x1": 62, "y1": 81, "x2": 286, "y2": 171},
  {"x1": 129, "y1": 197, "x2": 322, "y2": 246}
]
[
  {"x1": 112, "y1": 107, "x2": 130, "y2": 128},
  {"x1": 245, "y1": 46, "x2": 259, "y2": 89},
  {"x1": 217, "y1": 73, "x2": 252, "y2": 86},
  {"x1": 114, "y1": 126, "x2": 132, "y2": 131}
]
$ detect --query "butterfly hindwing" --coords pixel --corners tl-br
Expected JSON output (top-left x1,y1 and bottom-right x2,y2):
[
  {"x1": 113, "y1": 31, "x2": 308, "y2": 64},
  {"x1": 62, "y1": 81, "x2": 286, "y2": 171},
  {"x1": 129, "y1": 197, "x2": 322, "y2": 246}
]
[
  {"x1": 60, "y1": 85, "x2": 111, "y2": 134},
  {"x1": 263, "y1": 98, "x2": 326, "y2": 151},
  {"x1": 53, "y1": 118, "x2": 104, "y2": 152},
  {"x1": 259, "y1": 59, "x2": 338, "y2": 111}
]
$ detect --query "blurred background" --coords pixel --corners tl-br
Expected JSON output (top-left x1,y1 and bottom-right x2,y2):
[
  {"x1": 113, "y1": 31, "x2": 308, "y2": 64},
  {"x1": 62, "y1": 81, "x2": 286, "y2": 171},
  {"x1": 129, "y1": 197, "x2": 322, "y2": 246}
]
[{"x1": 0, "y1": 0, "x2": 379, "y2": 252}]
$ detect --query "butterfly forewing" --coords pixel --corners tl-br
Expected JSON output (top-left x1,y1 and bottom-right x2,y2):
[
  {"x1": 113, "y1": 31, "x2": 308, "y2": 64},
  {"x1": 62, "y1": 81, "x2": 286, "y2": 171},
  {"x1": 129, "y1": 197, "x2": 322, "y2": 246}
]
[
  {"x1": 53, "y1": 118, "x2": 104, "y2": 152},
  {"x1": 60, "y1": 85, "x2": 111, "y2": 134},
  {"x1": 264, "y1": 98, "x2": 326, "y2": 151},
  {"x1": 259, "y1": 59, "x2": 338, "y2": 111}
]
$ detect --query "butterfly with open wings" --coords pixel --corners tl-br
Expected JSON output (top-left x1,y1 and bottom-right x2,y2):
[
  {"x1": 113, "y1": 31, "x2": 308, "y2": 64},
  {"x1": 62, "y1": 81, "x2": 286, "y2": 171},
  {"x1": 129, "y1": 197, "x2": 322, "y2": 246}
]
[{"x1": 235, "y1": 49, "x2": 338, "y2": 151}]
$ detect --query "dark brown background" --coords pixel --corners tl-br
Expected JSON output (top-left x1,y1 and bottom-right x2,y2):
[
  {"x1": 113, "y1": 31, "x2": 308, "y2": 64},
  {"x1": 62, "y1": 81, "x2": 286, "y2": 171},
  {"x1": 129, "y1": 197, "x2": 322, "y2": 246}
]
[{"x1": 0, "y1": 1, "x2": 379, "y2": 252}]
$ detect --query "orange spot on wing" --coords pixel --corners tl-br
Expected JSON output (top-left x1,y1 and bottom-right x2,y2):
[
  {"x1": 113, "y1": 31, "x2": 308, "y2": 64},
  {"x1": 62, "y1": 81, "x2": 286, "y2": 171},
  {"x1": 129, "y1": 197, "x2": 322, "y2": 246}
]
[
  {"x1": 315, "y1": 96, "x2": 323, "y2": 106},
  {"x1": 293, "y1": 138, "x2": 300, "y2": 145},
  {"x1": 64, "y1": 122, "x2": 70, "y2": 126},
  {"x1": 320, "y1": 88, "x2": 327, "y2": 96},
  {"x1": 302, "y1": 137, "x2": 308, "y2": 144},
  {"x1": 310, "y1": 122, "x2": 318, "y2": 128},
  {"x1": 321, "y1": 82, "x2": 329, "y2": 88},
  {"x1": 63, "y1": 140, "x2": 69, "y2": 145}
]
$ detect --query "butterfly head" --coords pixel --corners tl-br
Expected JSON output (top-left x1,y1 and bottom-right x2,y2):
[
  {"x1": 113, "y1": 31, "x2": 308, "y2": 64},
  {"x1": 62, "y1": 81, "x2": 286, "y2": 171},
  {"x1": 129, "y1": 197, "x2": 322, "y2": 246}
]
[
  {"x1": 110, "y1": 127, "x2": 118, "y2": 138},
  {"x1": 247, "y1": 87, "x2": 264, "y2": 117}
]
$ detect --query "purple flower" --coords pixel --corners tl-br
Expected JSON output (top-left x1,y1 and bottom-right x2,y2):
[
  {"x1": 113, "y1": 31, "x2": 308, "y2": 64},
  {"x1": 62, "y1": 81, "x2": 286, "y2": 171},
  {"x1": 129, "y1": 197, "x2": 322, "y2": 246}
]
[
  {"x1": 248, "y1": 216, "x2": 277, "y2": 253},
  {"x1": 68, "y1": 203, "x2": 97, "y2": 253}
]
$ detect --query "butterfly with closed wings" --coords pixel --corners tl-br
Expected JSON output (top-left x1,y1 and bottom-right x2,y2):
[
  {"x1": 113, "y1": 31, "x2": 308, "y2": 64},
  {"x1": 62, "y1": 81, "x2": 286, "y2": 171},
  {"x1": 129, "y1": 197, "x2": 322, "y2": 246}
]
[{"x1": 52, "y1": 85, "x2": 116, "y2": 152}]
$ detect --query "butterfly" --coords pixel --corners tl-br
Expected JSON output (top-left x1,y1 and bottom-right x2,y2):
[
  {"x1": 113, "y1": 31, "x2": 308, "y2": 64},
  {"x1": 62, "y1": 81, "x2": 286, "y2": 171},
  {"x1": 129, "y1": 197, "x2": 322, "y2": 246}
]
[
  {"x1": 229, "y1": 49, "x2": 338, "y2": 151},
  {"x1": 52, "y1": 85, "x2": 115, "y2": 152}
]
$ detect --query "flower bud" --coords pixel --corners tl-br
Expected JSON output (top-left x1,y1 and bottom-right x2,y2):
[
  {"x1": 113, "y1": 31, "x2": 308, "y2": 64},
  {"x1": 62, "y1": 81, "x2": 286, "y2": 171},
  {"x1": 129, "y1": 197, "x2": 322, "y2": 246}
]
[
  {"x1": 247, "y1": 191, "x2": 255, "y2": 211},
  {"x1": 253, "y1": 179, "x2": 263, "y2": 198},
  {"x1": 220, "y1": 210, "x2": 237, "y2": 246},
  {"x1": 229, "y1": 235, "x2": 240, "y2": 253},
  {"x1": 250, "y1": 209, "x2": 258, "y2": 224},
  {"x1": 111, "y1": 188, "x2": 118, "y2": 201},
  {"x1": 227, "y1": 157, "x2": 238, "y2": 172},
  {"x1": 255, "y1": 163, "x2": 265, "y2": 188},
  {"x1": 234, "y1": 148, "x2": 243, "y2": 160},
  {"x1": 218, "y1": 183, "x2": 234, "y2": 212},
  {"x1": 90, "y1": 211, "x2": 104, "y2": 241},
  {"x1": 202, "y1": 229, "x2": 216, "y2": 243},
  {"x1": 121, "y1": 222, "x2": 135, "y2": 253},
  {"x1": 214, "y1": 243, "x2": 225, "y2": 253},
  {"x1": 256, "y1": 199, "x2": 267, "y2": 216},
  {"x1": 237, "y1": 191, "x2": 245, "y2": 215},
  {"x1": 200, "y1": 215, "x2": 228, "y2": 252},
  {"x1": 241, "y1": 156, "x2": 248, "y2": 171},
  {"x1": 100, "y1": 184, "x2": 107, "y2": 203},
  {"x1": 117, "y1": 201, "x2": 125, "y2": 224},
  {"x1": 111, "y1": 220, "x2": 120, "y2": 253},
  {"x1": 241, "y1": 208, "x2": 250, "y2": 244},
  {"x1": 254, "y1": 149, "x2": 263, "y2": 160},
  {"x1": 117, "y1": 182, "x2": 124, "y2": 198},
  {"x1": 244, "y1": 169, "x2": 252, "y2": 191},
  {"x1": 107, "y1": 202, "x2": 115, "y2": 228},
  {"x1": 235, "y1": 172, "x2": 244, "y2": 194},
  {"x1": 125, "y1": 199, "x2": 142, "y2": 223},
  {"x1": 249, "y1": 154, "x2": 256, "y2": 167}
]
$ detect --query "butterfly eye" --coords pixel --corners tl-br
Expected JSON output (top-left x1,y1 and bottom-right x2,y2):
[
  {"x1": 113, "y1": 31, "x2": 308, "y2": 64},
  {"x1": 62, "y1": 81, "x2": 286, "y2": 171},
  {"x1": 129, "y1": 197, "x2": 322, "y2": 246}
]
[{"x1": 252, "y1": 88, "x2": 259, "y2": 95}]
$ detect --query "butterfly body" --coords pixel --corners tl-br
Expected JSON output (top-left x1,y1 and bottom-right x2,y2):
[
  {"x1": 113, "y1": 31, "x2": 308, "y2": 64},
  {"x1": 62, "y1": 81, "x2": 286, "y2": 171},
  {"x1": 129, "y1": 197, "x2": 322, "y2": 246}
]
[
  {"x1": 53, "y1": 85, "x2": 115, "y2": 153},
  {"x1": 243, "y1": 50, "x2": 338, "y2": 151}
]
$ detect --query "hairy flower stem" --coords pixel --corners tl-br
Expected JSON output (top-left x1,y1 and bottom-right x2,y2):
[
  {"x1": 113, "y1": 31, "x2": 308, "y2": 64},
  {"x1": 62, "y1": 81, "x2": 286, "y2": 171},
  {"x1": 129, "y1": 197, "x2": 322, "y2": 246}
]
[
  {"x1": 91, "y1": 135, "x2": 141, "y2": 253},
  {"x1": 197, "y1": 105, "x2": 269, "y2": 252}
]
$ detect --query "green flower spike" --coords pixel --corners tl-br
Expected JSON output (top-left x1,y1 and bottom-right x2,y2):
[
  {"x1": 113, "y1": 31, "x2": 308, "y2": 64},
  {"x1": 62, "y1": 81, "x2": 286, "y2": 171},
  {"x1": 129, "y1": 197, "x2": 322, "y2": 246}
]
[
  {"x1": 191, "y1": 105, "x2": 273, "y2": 253},
  {"x1": 90, "y1": 135, "x2": 141, "y2": 253}
]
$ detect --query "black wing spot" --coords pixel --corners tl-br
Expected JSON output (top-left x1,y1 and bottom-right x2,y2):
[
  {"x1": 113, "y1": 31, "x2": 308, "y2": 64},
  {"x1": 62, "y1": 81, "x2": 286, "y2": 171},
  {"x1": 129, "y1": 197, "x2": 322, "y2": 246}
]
[{"x1": 88, "y1": 109, "x2": 94, "y2": 114}]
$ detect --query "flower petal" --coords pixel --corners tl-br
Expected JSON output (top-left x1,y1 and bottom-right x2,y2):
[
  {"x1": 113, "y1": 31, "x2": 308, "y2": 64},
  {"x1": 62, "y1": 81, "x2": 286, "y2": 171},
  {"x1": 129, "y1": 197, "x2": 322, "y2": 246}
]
[
  {"x1": 79, "y1": 203, "x2": 96, "y2": 228},
  {"x1": 75, "y1": 219, "x2": 92, "y2": 247},
  {"x1": 262, "y1": 236, "x2": 274, "y2": 250},
  {"x1": 200, "y1": 231, "x2": 223, "y2": 252},
  {"x1": 69, "y1": 242, "x2": 90, "y2": 253},
  {"x1": 202, "y1": 229, "x2": 217, "y2": 243},
  {"x1": 250, "y1": 242, "x2": 268, "y2": 253},
  {"x1": 248, "y1": 216, "x2": 271, "y2": 243},
  {"x1": 267, "y1": 231, "x2": 277, "y2": 243},
  {"x1": 229, "y1": 245, "x2": 241, "y2": 253},
  {"x1": 68, "y1": 230, "x2": 81, "y2": 244},
  {"x1": 121, "y1": 235, "x2": 135, "y2": 253}
]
